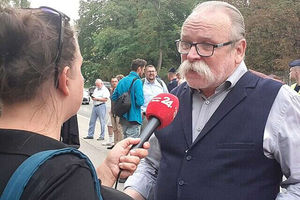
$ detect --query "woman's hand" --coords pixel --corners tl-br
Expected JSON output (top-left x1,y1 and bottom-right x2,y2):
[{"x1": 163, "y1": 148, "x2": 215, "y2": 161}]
[{"x1": 97, "y1": 138, "x2": 150, "y2": 187}]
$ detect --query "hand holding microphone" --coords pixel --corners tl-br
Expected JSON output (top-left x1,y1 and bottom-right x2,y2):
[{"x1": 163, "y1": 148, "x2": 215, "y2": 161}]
[
  {"x1": 131, "y1": 93, "x2": 179, "y2": 149},
  {"x1": 114, "y1": 93, "x2": 179, "y2": 188}
]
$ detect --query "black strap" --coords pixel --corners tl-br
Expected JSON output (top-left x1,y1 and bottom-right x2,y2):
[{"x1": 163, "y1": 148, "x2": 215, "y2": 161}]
[
  {"x1": 142, "y1": 78, "x2": 164, "y2": 87},
  {"x1": 128, "y1": 78, "x2": 138, "y2": 95}
]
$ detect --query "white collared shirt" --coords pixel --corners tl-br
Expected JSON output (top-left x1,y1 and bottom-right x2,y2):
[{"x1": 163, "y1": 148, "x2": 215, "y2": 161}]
[
  {"x1": 141, "y1": 78, "x2": 168, "y2": 113},
  {"x1": 92, "y1": 85, "x2": 110, "y2": 106}
]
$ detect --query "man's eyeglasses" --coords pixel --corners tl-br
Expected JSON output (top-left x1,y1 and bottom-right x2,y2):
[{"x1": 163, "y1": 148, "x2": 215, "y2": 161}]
[{"x1": 175, "y1": 39, "x2": 234, "y2": 57}]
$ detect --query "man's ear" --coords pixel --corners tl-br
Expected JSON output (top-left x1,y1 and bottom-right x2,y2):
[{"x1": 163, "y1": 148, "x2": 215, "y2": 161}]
[
  {"x1": 58, "y1": 66, "x2": 71, "y2": 96},
  {"x1": 234, "y1": 39, "x2": 246, "y2": 64}
]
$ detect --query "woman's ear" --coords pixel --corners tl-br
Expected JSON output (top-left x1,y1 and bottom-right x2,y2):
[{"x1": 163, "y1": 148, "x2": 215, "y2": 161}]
[{"x1": 58, "y1": 66, "x2": 71, "y2": 96}]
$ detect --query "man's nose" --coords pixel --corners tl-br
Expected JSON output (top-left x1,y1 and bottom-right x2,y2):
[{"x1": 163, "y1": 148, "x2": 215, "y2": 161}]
[{"x1": 187, "y1": 45, "x2": 202, "y2": 62}]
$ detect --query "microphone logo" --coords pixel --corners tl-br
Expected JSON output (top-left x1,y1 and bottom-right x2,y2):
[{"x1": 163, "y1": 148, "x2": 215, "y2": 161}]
[
  {"x1": 151, "y1": 96, "x2": 174, "y2": 108},
  {"x1": 146, "y1": 93, "x2": 179, "y2": 129}
]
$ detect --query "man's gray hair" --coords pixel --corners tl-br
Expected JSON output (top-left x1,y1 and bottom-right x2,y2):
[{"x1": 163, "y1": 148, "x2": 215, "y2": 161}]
[
  {"x1": 183, "y1": 1, "x2": 245, "y2": 41},
  {"x1": 95, "y1": 79, "x2": 102, "y2": 84}
]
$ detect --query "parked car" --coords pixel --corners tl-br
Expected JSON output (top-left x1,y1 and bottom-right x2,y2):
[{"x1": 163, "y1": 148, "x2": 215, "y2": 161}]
[
  {"x1": 82, "y1": 89, "x2": 90, "y2": 105},
  {"x1": 103, "y1": 81, "x2": 111, "y2": 89}
]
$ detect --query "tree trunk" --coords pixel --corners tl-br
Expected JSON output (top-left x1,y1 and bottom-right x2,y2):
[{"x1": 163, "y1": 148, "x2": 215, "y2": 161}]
[{"x1": 157, "y1": 46, "x2": 163, "y2": 72}]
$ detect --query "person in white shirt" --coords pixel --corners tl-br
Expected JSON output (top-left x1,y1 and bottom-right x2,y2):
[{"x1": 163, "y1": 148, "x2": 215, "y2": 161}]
[{"x1": 84, "y1": 79, "x2": 110, "y2": 140}]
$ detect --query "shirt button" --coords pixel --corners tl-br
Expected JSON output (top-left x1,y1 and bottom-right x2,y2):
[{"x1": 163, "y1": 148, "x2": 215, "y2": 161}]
[
  {"x1": 205, "y1": 100, "x2": 210, "y2": 105},
  {"x1": 197, "y1": 127, "x2": 201, "y2": 132},
  {"x1": 186, "y1": 155, "x2": 192, "y2": 161},
  {"x1": 178, "y1": 180, "x2": 184, "y2": 186}
]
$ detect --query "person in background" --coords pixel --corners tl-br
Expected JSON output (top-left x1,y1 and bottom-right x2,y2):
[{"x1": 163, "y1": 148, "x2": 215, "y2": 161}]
[
  {"x1": 116, "y1": 74, "x2": 124, "y2": 81},
  {"x1": 167, "y1": 67, "x2": 178, "y2": 91},
  {"x1": 111, "y1": 59, "x2": 146, "y2": 139},
  {"x1": 176, "y1": 71, "x2": 185, "y2": 86},
  {"x1": 124, "y1": 1, "x2": 300, "y2": 200},
  {"x1": 141, "y1": 65, "x2": 168, "y2": 131},
  {"x1": 0, "y1": 6, "x2": 149, "y2": 199},
  {"x1": 60, "y1": 114, "x2": 80, "y2": 148},
  {"x1": 102, "y1": 91, "x2": 114, "y2": 146},
  {"x1": 289, "y1": 59, "x2": 300, "y2": 94},
  {"x1": 106, "y1": 76, "x2": 124, "y2": 149},
  {"x1": 84, "y1": 79, "x2": 110, "y2": 140}
]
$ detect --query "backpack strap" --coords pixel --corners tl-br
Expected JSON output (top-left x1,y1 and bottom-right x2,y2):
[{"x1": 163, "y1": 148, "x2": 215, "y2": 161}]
[
  {"x1": 128, "y1": 78, "x2": 138, "y2": 95},
  {"x1": 0, "y1": 147, "x2": 103, "y2": 200},
  {"x1": 142, "y1": 78, "x2": 163, "y2": 87}
]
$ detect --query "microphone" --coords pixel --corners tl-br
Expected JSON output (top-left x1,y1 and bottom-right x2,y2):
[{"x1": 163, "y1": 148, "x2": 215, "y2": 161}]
[{"x1": 131, "y1": 93, "x2": 179, "y2": 149}]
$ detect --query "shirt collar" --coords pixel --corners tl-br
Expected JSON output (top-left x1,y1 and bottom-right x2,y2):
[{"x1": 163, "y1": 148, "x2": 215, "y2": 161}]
[
  {"x1": 191, "y1": 60, "x2": 248, "y2": 95},
  {"x1": 226, "y1": 60, "x2": 248, "y2": 89}
]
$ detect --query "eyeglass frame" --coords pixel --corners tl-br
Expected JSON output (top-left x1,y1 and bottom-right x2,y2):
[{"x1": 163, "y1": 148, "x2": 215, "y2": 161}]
[
  {"x1": 40, "y1": 6, "x2": 70, "y2": 87},
  {"x1": 175, "y1": 39, "x2": 235, "y2": 57}
]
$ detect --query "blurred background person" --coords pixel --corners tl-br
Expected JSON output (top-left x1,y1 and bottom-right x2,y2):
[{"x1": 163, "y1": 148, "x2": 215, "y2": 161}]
[
  {"x1": 176, "y1": 71, "x2": 185, "y2": 86},
  {"x1": 111, "y1": 59, "x2": 146, "y2": 139},
  {"x1": 141, "y1": 65, "x2": 168, "y2": 131},
  {"x1": 167, "y1": 67, "x2": 178, "y2": 92},
  {"x1": 84, "y1": 79, "x2": 110, "y2": 140},
  {"x1": 289, "y1": 59, "x2": 300, "y2": 94},
  {"x1": 105, "y1": 76, "x2": 123, "y2": 149},
  {"x1": 60, "y1": 114, "x2": 80, "y2": 148}
]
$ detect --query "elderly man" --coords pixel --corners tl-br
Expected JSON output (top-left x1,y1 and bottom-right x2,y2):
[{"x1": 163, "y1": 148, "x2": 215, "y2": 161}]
[
  {"x1": 124, "y1": 1, "x2": 300, "y2": 200},
  {"x1": 289, "y1": 59, "x2": 300, "y2": 94},
  {"x1": 84, "y1": 79, "x2": 110, "y2": 140}
]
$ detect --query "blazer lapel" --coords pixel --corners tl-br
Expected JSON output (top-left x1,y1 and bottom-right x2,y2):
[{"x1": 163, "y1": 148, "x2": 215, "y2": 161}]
[{"x1": 178, "y1": 84, "x2": 193, "y2": 147}]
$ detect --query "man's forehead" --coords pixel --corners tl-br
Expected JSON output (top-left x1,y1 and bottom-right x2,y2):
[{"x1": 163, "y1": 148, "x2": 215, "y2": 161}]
[{"x1": 181, "y1": 9, "x2": 231, "y2": 40}]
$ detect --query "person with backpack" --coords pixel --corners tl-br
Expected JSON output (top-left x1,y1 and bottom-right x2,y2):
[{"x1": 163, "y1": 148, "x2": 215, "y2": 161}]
[
  {"x1": 0, "y1": 6, "x2": 149, "y2": 200},
  {"x1": 111, "y1": 59, "x2": 146, "y2": 139},
  {"x1": 141, "y1": 65, "x2": 168, "y2": 131}
]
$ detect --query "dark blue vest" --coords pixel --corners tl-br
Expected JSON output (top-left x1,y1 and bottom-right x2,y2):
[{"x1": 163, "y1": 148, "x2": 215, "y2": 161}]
[{"x1": 155, "y1": 72, "x2": 283, "y2": 200}]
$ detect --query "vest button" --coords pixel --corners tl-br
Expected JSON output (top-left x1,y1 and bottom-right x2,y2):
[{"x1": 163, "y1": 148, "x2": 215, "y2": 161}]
[
  {"x1": 178, "y1": 180, "x2": 184, "y2": 186},
  {"x1": 186, "y1": 155, "x2": 192, "y2": 161}
]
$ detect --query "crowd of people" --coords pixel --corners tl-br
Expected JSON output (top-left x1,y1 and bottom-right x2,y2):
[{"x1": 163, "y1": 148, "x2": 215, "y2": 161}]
[
  {"x1": 1, "y1": 1, "x2": 300, "y2": 200},
  {"x1": 84, "y1": 59, "x2": 186, "y2": 148}
]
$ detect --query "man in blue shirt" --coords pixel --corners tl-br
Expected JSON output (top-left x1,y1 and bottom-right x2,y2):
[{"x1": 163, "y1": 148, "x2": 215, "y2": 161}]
[
  {"x1": 141, "y1": 65, "x2": 168, "y2": 130},
  {"x1": 111, "y1": 59, "x2": 146, "y2": 138}
]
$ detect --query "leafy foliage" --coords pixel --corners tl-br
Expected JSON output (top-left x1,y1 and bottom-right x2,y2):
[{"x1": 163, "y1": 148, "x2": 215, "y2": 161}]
[
  {"x1": 77, "y1": 0, "x2": 300, "y2": 85},
  {"x1": 0, "y1": 0, "x2": 30, "y2": 8}
]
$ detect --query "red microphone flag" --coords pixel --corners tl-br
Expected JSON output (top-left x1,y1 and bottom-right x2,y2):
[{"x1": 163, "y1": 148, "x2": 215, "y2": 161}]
[{"x1": 146, "y1": 93, "x2": 179, "y2": 129}]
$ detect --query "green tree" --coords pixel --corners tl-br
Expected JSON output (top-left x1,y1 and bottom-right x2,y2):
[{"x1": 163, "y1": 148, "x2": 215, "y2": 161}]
[
  {"x1": 0, "y1": 0, "x2": 30, "y2": 8},
  {"x1": 77, "y1": 0, "x2": 199, "y2": 86},
  {"x1": 241, "y1": 0, "x2": 300, "y2": 81},
  {"x1": 77, "y1": 0, "x2": 300, "y2": 85}
]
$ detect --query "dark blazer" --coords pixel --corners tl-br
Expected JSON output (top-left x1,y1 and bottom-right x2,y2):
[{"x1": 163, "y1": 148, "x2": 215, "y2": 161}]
[{"x1": 154, "y1": 72, "x2": 283, "y2": 200}]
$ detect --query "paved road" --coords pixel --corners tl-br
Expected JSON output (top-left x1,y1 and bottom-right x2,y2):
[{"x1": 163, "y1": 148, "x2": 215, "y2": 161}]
[{"x1": 77, "y1": 103, "x2": 124, "y2": 190}]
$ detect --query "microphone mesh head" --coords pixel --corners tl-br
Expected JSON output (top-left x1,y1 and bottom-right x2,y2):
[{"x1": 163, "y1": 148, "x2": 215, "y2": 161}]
[{"x1": 146, "y1": 93, "x2": 179, "y2": 129}]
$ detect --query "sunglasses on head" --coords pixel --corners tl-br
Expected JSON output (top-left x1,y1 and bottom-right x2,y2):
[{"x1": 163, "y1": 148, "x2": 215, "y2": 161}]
[{"x1": 24, "y1": 6, "x2": 70, "y2": 87}]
